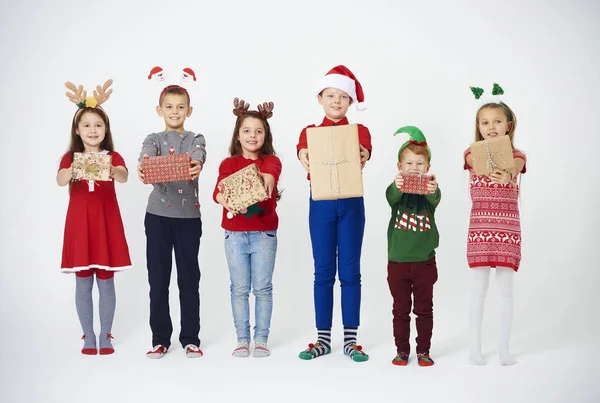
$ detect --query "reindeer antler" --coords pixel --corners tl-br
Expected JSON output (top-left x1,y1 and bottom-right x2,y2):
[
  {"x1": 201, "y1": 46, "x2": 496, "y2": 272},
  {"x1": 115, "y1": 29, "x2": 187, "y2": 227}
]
[
  {"x1": 257, "y1": 101, "x2": 274, "y2": 119},
  {"x1": 233, "y1": 97, "x2": 250, "y2": 116},
  {"x1": 65, "y1": 82, "x2": 87, "y2": 107},
  {"x1": 93, "y1": 79, "x2": 113, "y2": 107}
]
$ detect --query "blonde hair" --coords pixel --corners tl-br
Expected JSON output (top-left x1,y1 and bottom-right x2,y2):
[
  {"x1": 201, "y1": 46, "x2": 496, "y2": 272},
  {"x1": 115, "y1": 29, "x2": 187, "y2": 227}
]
[{"x1": 474, "y1": 102, "x2": 517, "y2": 146}]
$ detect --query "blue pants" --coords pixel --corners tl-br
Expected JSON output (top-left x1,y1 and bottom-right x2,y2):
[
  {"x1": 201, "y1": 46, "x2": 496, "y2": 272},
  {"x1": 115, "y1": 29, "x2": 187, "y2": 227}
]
[
  {"x1": 144, "y1": 213, "x2": 202, "y2": 348},
  {"x1": 309, "y1": 196, "x2": 365, "y2": 329},
  {"x1": 224, "y1": 230, "x2": 277, "y2": 341}
]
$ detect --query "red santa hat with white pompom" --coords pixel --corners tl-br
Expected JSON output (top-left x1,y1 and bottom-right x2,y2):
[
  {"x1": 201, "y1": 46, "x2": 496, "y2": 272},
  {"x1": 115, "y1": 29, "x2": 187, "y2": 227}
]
[{"x1": 317, "y1": 65, "x2": 367, "y2": 111}]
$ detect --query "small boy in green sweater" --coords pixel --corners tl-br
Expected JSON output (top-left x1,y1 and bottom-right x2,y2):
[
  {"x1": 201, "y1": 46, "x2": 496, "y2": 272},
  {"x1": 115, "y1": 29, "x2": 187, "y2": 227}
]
[{"x1": 385, "y1": 126, "x2": 441, "y2": 367}]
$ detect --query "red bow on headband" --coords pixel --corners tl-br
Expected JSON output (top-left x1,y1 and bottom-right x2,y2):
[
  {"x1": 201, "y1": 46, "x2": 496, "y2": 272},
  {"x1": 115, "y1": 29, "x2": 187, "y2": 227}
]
[{"x1": 409, "y1": 140, "x2": 428, "y2": 147}]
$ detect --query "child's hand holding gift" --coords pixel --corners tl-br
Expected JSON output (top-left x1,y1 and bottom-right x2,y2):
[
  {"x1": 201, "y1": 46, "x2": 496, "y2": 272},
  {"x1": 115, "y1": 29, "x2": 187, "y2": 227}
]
[{"x1": 427, "y1": 174, "x2": 438, "y2": 194}]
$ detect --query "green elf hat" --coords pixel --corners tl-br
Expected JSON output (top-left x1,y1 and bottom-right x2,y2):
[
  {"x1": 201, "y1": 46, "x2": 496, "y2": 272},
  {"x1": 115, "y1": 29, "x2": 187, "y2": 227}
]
[{"x1": 393, "y1": 126, "x2": 431, "y2": 162}]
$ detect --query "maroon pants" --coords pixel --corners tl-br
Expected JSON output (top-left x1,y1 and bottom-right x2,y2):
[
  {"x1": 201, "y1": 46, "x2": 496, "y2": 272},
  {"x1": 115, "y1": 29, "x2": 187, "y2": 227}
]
[{"x1": 387, "y1": 257, "x2": 438, "y2": 354}]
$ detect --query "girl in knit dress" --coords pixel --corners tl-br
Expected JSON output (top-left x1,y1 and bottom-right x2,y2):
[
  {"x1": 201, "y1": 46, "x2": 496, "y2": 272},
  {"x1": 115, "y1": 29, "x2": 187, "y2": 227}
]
[
  {"x1": 463, "y1": 84, "x2": 526, "y2": 366},
  {"x1": 57, "y1": 80, "x2": 131, "y2": 355}
]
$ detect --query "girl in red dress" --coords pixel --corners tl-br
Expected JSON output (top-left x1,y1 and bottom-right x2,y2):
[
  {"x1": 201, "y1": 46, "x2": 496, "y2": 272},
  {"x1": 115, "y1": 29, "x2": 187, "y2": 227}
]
[
  {"x1": 56, "y1": 80, "x2": 131, "y2": 355},
  {"x1": 463, "y1": 84, "x2": 526, "y2": 366}
]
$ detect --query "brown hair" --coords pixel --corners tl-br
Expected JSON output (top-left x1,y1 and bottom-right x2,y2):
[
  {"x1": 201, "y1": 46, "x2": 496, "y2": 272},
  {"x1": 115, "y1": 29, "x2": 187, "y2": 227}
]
[
  {"x1": 229, "y1": 110, "x2": 282, "y2": 201},
  {"x1": 400, "y1": 144, "x2": 430, "y2": 163},
  {"x1": 474, "y1": 102, "x2": 518, "y2": 146},
  {"x1": 159, "y1": 85, "x2": 190, "y2": 106},
  {"x1": 69, "y1": 107, "x2": 114, "y2": 154}
]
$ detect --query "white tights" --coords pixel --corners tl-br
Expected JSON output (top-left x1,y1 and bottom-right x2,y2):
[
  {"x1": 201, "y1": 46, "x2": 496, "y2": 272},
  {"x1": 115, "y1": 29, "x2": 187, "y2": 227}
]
[{"x1": 468, "y1": 267, "x2": 517, "y2": 366}]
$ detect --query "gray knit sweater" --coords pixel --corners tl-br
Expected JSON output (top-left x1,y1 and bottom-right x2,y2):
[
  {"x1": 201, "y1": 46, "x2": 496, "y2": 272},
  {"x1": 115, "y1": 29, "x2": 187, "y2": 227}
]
[{"x1": 138, "y1": 130, "x2": 207, "y2": 218}]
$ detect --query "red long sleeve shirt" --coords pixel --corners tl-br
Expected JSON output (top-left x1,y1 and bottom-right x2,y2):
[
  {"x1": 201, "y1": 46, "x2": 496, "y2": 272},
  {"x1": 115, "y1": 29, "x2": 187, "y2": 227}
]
[
  {"x1": 296, "y1": 116, "x2": 372, "y2": 180},
  {"x1": 213, "y1": 154, "x2": 282, "y2": 231}
]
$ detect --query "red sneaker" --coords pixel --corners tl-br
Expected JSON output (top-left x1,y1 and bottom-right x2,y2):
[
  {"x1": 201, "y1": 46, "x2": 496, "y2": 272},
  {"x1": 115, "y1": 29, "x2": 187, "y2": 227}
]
[
  {"x1": 146, "y1": 345, "x2": 168, "y2": 359},
  {"x1": 417, "y1": 352, "x2": 435, "y2": 367},
  {"x1": 392, "y1": 352, "x2": 409, "y2": 366}
]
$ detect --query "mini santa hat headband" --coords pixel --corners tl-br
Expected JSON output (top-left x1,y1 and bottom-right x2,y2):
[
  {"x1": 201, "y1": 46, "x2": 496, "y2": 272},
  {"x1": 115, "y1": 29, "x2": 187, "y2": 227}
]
[
  {"x1": 317, "y1": 65, "x2": 367, "y2": 111},
  {"x1": 65, "y1": 79, "x2": 113, "y2": 110},
  {"x1": 232, "y1": 97, "x2": 275, "y2": 120},
  {"x1": 470, "y1": 82, "x2": 512, "y2": 121},
  {"x1": 148, "y1": 66, "x2": 197, "y2": 102}
]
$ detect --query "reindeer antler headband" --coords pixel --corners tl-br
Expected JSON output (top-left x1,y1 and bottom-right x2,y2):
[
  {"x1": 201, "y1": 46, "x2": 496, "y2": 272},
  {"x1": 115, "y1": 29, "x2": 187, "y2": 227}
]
[
  {"x1": 232, "y1": 97, "x2": 275, "y2": 119},
  {"x1": 65, "y1": 79, "x2": 113, "y2": 109}
]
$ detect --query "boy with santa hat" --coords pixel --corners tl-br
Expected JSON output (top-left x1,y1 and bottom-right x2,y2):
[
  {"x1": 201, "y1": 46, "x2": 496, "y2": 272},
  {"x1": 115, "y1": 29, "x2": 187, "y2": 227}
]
[{"x1": 296, "y1": 65, "x2": 372, "y2": 362}]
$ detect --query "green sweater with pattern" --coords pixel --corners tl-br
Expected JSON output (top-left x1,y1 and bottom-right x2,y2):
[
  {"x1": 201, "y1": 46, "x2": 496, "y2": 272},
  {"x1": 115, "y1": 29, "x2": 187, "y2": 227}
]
[{"x1": 386, "y1": 184, "x2": 441, "y2": 263}]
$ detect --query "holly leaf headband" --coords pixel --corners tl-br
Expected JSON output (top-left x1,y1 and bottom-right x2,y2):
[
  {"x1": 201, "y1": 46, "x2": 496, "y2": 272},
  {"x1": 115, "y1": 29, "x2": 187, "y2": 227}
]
[
  {"x1": 470, "y1": 83, "x2": 504, "y2": 100},
  {"x1": 65, "y1": 79, "x2": 113, "y2": 109},
  {"x1": 470, "y1": 82, "x2": 512, "y2": 121},
  {"x1": 232, "y1": 97, "x2": 275, "y2": 119}
]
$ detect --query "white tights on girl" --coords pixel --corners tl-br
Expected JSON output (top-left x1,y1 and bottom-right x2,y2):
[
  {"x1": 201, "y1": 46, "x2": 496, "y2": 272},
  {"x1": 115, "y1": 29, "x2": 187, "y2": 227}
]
[{"x1": 469, "y1": 267, "x2": 517, "y2": 366}]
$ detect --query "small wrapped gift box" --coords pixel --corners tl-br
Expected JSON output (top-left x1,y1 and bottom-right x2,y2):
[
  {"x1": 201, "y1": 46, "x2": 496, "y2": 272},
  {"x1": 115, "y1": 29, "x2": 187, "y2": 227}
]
[
  {"x1": 306, "y1": 124, "x2": 363, "y2": 201},
  {"x1": 469, "y1": 136, "x2": 515, "y2": 176},
  {"x1": 72, "y1": 152, "x2": 112, "y2": 181},
  {"x1": 217, "y1": 164, "x2": 269, "y2": 212},
  {"x1": 141, "y1": 153, "x2": 192, "y2": 184},
  {"x1": 400, "y1": 172, "x2": 432, "y2": 195}
]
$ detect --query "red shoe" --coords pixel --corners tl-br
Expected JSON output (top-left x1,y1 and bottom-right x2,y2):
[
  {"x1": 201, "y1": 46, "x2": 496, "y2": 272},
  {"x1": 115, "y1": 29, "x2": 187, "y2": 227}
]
[
  {"x1": 99, "y1": 333, "x2": 115, "y2": 355},
  {"x1": 184, "y1": 344, "x2": 203, "y2": 358},
  {"x1": 146, "y1": 345, "x2": 168, "y2": 359},
  {"x1": 81, "y1": 335, "x2": 97, "y2": 355},
  {"x1": 392, "y1": 352, "x2": 409, "y2": 366},
  {"x1": 417, "y1": 352, "x2": 435, "y2": 367}
]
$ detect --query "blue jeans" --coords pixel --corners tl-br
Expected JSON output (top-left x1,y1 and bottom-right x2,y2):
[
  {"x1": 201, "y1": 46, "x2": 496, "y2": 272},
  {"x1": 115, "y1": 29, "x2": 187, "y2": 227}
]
[
  {"x1": 309, "y1": 196, "x2": 365, "y2": 329},
  {"x1": 224, "y1": 230, "x2": 277, "y2": 341}
]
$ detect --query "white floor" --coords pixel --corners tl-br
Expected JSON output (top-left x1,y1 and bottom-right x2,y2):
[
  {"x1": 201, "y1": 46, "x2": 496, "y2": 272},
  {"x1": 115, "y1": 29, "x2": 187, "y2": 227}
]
[{"x1": 4, "y1": 294, "x2": 598, "y2": 403}]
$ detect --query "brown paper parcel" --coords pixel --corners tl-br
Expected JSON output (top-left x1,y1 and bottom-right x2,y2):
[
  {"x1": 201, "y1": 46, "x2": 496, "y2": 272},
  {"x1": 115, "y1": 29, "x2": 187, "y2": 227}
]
[
  {"x1": 72, "y1": 152, "x2": 112, "y2": 181},
  {"x1": 307, "y1": 124, "x2": 363, "y2": 201},
  {"x1": 469, "y1": 136, "x2": 515, "y2": 176},
  {"x1": 218, "y1": 164, "x2": 269, "y2": 212}
]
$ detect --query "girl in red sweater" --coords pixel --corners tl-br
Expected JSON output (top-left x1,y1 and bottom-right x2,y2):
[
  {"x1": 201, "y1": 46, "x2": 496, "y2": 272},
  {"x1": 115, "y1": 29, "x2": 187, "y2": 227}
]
[{"x1": 213, "y1": 98, "x2": 282, "y2": 358}]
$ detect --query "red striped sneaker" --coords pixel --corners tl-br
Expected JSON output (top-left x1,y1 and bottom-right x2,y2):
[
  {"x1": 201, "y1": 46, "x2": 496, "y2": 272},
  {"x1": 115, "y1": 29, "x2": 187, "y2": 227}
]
[
  {"x1": 185, "y1": 344, "x2": 203, "y2": 358},
  {"x1": 146, "y1": 345, "x2": 168, "y2": 359}
]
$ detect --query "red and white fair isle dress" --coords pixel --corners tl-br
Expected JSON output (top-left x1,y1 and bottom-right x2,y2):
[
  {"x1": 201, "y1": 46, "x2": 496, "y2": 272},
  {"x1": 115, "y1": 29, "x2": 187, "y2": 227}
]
[
  {"x1": 59, "y1": 151, "x2": 132, "y2": 273},
  {"x1": 464, "y1": 148, "x2": 526, "y2": 272}
]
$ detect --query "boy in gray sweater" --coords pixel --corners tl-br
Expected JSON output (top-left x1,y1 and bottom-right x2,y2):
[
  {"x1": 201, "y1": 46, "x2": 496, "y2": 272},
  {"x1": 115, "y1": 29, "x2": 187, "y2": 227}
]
[{"x1": 137, "y1": 85, "x2": 207, "y2": 359}]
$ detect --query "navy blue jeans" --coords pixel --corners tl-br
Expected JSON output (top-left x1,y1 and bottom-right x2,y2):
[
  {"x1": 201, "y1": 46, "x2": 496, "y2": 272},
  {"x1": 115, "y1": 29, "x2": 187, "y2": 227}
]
[{"x1": 145, "y1": 213, "x2": 202, "y2": 348}]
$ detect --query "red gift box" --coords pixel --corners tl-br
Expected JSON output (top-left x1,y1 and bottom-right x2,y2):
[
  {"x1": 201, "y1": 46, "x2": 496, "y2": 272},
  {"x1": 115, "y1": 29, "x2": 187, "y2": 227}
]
[
  {"x1": 141, "y1": 153, "x2": 192, "y2": 184},
  {"x1": 400, "y1": 172, "x2": 432, "y2": 195}
]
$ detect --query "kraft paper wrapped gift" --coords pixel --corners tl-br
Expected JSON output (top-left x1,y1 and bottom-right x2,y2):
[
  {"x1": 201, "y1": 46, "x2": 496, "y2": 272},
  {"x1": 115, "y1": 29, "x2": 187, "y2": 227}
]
[
  {"x1": 72, "y1": 152, "x2": 112, "y2": 181},
  {"x1": 217, "y1": 164, "x2": 269, "y2": 212},
  {"x1": 400, "y1": 172, "x2": 432, "y2": 195},
  {"x1": 306, "y1": 124, "x2": 363, "y2": 201},
  {"x1": 469, "y1": 136, "x2": 515, "y2": 176},
  {"x1": 141, "y1": 153, "x2": 192, "y2": 184}
]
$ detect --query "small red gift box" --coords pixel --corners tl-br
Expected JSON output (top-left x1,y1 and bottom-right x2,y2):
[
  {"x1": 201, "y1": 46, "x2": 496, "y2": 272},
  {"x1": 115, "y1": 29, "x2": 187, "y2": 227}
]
[
  {"x1": 141, "y1": 153, "x2": 192, "y2": 184},
  {"x1": 400, "y1": 172, "x2": 432, "y2": 195}
]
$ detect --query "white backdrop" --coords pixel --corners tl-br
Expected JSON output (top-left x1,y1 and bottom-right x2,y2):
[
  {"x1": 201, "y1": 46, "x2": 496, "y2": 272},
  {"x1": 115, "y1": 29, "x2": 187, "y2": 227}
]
[{"x1": 1, "y1": 0, "x2": 599, "y2": 402}]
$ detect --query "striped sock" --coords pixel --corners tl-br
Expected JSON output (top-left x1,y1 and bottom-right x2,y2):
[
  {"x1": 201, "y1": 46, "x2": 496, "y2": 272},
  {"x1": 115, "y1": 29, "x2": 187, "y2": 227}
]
[
  {"x1": 298, "y1": 328, "x2": 331, "y2": 360},
  {"x1": 343, "y1": 327, "x2": 358, "y2": 356},
  {"x1": 317, "y1": 328, "x2": 331, "y2": 351}
]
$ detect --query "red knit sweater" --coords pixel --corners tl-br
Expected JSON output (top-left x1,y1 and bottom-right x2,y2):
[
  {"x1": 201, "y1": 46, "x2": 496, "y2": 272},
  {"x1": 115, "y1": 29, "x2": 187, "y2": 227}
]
[{"x1": 213, "y1": 154, "x2": 282, "y2": 231}]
